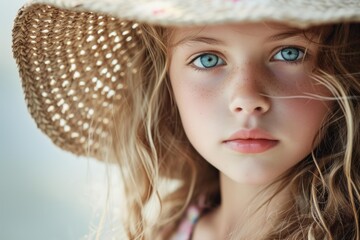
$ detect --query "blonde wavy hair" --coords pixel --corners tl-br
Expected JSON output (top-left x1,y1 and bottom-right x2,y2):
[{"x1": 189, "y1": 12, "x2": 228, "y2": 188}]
[{"x1": 106, "y1": 22, "x2": 360, "y2": 239}]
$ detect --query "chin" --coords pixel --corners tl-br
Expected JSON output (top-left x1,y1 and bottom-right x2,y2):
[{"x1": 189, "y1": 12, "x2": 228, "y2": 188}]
[{"x1": 224, "y1": 169, "x2": 283, "y2": 186}]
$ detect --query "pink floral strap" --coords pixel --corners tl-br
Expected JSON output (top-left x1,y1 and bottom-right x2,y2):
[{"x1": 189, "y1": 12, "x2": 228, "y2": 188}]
[{"x1": 171, "y1": 205, "x2": 202, "y2": 240}]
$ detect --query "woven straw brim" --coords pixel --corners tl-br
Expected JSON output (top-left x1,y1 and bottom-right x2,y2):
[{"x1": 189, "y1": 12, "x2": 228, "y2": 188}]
[
  {"x1": 13, "y1": 4, "x2": 143, "y2": 159},
  {"x1": 12, "y1": 0, "x2": 360, "y2": 160}
]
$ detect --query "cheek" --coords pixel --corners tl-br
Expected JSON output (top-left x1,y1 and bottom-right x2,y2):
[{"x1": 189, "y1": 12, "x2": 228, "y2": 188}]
[
  {"x1": 270, "y1": 65, "x2": 321, "y2": 95},
  {"x1": 272, "y1": 67, "x2": 332, "y2": 133},
  {"x1": 170, "y1": 66, "x2": 222, "y2": 141},
  {"x1": 172, "y1": 79, "x2": 217, "y2": 132},
  {"x1": 170, "y1": 58, "x2": 219, "y2": 115},
  {"x1": 277, "y1": 98, "x2": 330, "y2": 152},
  {"x1": 285, "y1": 99, "x2": 329, "y2": 126}
]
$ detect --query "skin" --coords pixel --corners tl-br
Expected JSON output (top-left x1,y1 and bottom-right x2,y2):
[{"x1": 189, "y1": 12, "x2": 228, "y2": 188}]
[{"x1": 168, "y1": 22, "x2": 332, "y2": 238}]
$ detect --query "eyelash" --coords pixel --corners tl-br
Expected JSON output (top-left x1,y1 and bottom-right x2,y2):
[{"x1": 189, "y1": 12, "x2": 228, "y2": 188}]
[
  {"x1": 189, "y1": 46, "x2": 308, "y2": 71},
  {"x1": 188, "y1": 51, "x2": 225, "y2": 71},
  {"x1": 271, "y1": 46, "x2": 307, "y2": 64}
]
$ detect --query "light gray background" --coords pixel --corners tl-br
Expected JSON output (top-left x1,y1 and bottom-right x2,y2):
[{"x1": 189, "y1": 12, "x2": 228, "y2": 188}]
[{"x1": 1, "y1": 1, "x2": 123, "y2": 239}]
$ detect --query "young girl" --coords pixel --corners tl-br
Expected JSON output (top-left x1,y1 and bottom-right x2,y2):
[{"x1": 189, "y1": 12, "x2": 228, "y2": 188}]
[{"x1": 12, "y1": 0, "x2": 360, "y2": 239}]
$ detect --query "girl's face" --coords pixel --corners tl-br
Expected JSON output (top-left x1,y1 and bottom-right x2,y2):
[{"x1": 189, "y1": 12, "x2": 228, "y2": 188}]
[{"x1": 169, "y1": 23, "x2": 332, "y2": 185}]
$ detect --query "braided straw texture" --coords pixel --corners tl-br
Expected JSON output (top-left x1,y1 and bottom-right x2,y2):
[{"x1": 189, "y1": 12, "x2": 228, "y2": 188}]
[
  {"x1": 13, "y1": 4, "x2": 142, "y2": 159},
  {"x1": 12, "y1": 0, "x2": 360, "y2": 159}
]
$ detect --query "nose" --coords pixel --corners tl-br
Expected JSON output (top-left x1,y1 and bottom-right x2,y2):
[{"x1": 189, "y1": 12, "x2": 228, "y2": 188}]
[{"x1": 228, "y1": 65, "x2": 270, "y2": 115}]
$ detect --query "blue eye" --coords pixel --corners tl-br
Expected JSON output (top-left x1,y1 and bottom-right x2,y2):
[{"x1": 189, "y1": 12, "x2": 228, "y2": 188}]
[
  {"x1": 192, "y1": 53, "x2": 225, "y2": 69},
  {"x1": 273, "y1": 47, "x2": 304, "y2": 62}
]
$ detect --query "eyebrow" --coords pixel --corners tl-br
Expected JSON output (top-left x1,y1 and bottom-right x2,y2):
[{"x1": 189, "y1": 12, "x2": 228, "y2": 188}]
[
  {"x1": 172, "y1": 29, "x2": 312, "y2": 48},
  {"x1": 266, "y1": 30, "x2": 308, "y2": 42},
  {"x1": 171, "y1": 36, "x2": 225, "y2": 48}
]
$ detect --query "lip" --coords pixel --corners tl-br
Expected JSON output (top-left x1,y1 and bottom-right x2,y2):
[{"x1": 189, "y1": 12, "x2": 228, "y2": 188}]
[{"x1": 223, "y1": 129, "x2": 279, "y2": 154}]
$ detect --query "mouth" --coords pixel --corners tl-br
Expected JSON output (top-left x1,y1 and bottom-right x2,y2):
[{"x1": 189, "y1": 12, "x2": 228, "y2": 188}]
[{"x1": 223, "y1": 129, "x2": 279, "y2": 154}]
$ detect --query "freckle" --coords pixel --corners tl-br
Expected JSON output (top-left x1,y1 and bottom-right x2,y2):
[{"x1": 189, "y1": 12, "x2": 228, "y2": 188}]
[
  {"x1": 272, "y1": 84, "x2": 286, "y2": 96},
  {"x1": 196, "y1": 87, "x2": 211, "y2": 100}
]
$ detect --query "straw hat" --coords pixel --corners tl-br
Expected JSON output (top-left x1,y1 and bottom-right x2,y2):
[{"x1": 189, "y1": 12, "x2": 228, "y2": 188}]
[{"x1": 12, "y1": 0, "x2": 360, "y2": 160}]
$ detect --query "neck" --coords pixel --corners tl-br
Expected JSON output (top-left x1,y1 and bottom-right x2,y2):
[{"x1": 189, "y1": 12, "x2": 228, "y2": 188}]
[{"x1": 210, "y1": 173, "x2": 291, "y2": 239}]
